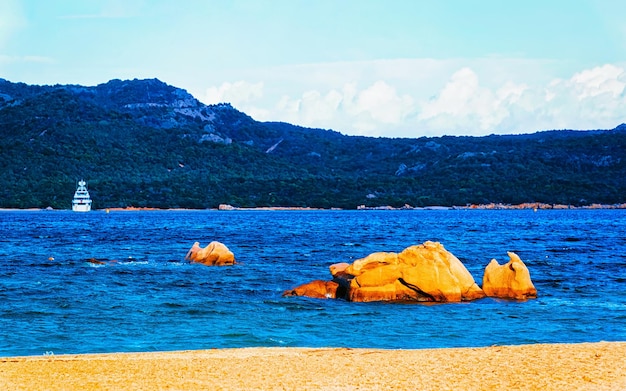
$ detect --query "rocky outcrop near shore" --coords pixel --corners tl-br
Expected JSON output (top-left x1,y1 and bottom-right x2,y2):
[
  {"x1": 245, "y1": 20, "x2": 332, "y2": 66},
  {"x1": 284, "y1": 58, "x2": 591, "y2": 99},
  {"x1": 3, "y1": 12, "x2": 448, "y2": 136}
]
[
  {"x1": 185, "y1": 241, "x2": 235, "y2": 266},
  {"x1": 284, "y1": 241, "x2": 537, "y2": 303},
  {"x1": 482, "y1": 252, "x2": 537, "y2": 299}
]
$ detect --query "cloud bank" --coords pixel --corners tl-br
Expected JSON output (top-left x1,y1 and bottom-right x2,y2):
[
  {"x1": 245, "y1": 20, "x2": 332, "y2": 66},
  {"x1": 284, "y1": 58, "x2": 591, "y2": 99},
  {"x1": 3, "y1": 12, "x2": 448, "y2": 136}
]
[{"x1": 199, "y1": 60, "x2": 626, "y2": 138}]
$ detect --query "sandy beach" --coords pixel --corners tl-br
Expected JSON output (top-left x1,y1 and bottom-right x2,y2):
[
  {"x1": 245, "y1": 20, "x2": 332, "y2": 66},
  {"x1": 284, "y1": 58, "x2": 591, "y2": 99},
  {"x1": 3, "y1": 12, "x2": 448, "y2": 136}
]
[{"x1": 2, "y1": 342, "x2": 625, "y2": 390}]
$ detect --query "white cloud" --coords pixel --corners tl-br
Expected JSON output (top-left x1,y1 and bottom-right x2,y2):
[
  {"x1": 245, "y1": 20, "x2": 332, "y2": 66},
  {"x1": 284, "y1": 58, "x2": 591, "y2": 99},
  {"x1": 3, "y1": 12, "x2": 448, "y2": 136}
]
[
  {"x1": 419, "y1": 68, "x2": 480, "y2": 119},
  {"x1": 351, "y1": 81, "x2": 414, "y2": 125},
  {"x1": 271, "y1": 89, "x2": 344, "y2": 129},
  {"x1": 299, "y1": 89, "x2": 343, "y2": 124},
  {"x1": 496, "y1": 82, "x2": 528, "y2": 106},
  {"x1": 570, "y1": 64, "x2": 625, "y2": 99},
  {"x1": 246, "y1": 81, "x2": 414, "y2": 135},
  {"x1": 195, "y1": 60, "x2": 626, "y2": 137},
  {"x1": 202, "y1": 81, "x2": 264, "y2": 106},
  {"x1": 539, "y1": 64, "x2": 626, "y2": 130},
  {"x1": 417, "y1": 68, "x2": 511, "y2": 132},
  {"x1": 415, "y1": 64, "x2": 625, "y2": 134}
]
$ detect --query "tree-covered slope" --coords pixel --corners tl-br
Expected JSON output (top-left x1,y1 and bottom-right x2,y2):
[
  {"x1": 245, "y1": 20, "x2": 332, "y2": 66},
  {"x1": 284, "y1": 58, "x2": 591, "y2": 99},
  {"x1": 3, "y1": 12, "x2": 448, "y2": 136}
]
[{"x1": 1, "y1": 78, "x2": 624, "y2": 209}]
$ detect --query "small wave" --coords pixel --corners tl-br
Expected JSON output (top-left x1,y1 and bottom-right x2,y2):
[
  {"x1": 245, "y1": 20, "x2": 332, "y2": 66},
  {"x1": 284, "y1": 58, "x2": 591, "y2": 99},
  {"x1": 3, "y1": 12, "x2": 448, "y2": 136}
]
[
  {"x1": 267, "y1": 337, "x2": 291, "y2": 345},
  {"x1": 119, "y1": 261, "x2": 149, "y2": 266},
  {"x1": 164, "y1": 261, "x2": 186, "y2": 267}
]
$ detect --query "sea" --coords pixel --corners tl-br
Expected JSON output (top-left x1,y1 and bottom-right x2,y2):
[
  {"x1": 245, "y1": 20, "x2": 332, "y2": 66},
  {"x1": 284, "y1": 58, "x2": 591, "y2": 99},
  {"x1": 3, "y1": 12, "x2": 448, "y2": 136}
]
[{"x1": 0, "y1": 209, "x2": 625, "y2": 357}]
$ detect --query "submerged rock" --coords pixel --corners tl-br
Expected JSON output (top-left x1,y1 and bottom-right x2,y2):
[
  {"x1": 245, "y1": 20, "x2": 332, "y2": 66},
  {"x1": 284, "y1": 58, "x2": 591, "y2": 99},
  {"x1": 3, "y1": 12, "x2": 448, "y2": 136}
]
[
  {"x1": 185, "y1": 241, "x2": 235, "y2": 266},
  {"x1": 482, "y1": 252, "x2": 537, "y2": 300},
  {"x1": 283, "y1": 280, "x2": 340, "y2": 299}
]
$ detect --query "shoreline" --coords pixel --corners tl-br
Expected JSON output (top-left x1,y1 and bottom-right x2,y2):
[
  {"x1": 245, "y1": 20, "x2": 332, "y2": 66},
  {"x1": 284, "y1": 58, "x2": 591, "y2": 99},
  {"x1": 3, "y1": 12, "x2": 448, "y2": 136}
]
[
  {"x1": 2, "y1": 342, "x2": 625, "y2": 390},
  {"x1": 2, "y1": 202, "x2": 626, "y2": 212}
]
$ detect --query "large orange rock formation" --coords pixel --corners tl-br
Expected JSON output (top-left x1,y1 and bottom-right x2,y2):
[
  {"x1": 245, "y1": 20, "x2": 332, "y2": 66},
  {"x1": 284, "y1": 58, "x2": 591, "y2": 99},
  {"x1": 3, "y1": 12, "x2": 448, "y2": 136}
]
[
  {"x1": 284, "y1": 241, "x2": 491, "y2": 303},
  {"x1": 482, "y1": 252, "x2": 537, "y2": 299},
  {"x1": 185, "y1": 241, "x2": 235, "y2": 266}
]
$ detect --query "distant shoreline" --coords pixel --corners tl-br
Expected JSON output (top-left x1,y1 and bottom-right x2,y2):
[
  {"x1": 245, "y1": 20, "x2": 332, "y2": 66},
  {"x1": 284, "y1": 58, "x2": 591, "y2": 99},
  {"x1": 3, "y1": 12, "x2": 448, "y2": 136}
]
[
  {"x1": 358, "y1": 202, "x2": 626, "y2": 210},
  {"x1": 2, "y1": 202, "x2": 626, "y2": 212},
  {"x1": 3, "y1": 204, "x2": 626, "y2": 212}
]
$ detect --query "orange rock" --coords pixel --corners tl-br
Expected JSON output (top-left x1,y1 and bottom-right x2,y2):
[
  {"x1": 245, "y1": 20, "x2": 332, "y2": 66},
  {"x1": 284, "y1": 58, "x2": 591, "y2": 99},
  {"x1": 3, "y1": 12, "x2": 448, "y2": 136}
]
[
  {"x1": 282, "y1": 280, "x2": 339, "y2": 299},
  {"x1": 482, "y1": 252, "x2": 537, "y2": 300},
  {"x1": 462, "y1": 283, "x2": 487, "y2": 301},
  {"x1": 283, "y1": 241, "x2": 492, "y2": 303},
  {"x1": 185, "y1": 241, "x2": 235, "y2": 266},
  {"x1": 345, "y1": 252, "x2": 398, "y2": 276},
  {"x1": 349, "y1": 279, "x2": 426, "y2": 302},
  {"x1": 329, "y1": 262, "x2": 351, "y2": 278},
  {"x1": 353, "y1": 264, "x2": 402, "y2": 288},
  {"x1": 86, "y1": 258, "x2": 106, "y2": 265},
  {"x1": 398, "y1": 242, "x2": 485, "y2": 302}
]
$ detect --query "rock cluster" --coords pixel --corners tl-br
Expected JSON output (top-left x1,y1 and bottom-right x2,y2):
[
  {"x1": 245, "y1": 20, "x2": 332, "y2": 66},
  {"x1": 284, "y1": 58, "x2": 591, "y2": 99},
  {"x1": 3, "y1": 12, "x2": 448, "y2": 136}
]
[
  {"x1": 284, "y1": 241, "x2": 537, "y2": 302},
  {"x1": 185, "y1": 239, "x2": 537, "y2": 302},
  {"x1": 185, "y1": 241, "x2": 235, "y2": 266}
]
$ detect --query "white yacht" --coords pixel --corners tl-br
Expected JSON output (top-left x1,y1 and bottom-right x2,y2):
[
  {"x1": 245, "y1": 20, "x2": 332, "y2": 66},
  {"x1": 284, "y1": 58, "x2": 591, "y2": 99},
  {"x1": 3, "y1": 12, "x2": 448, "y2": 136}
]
[{"x1": 72, "y1": 180, "x2": 92, "y2": 212}]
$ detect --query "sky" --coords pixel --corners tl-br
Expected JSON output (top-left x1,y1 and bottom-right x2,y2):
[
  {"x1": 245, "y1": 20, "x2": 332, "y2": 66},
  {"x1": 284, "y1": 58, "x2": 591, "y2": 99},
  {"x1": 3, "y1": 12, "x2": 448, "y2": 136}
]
[{"x1": 1, "y1": 0, "x2": 625, "y2": 138}]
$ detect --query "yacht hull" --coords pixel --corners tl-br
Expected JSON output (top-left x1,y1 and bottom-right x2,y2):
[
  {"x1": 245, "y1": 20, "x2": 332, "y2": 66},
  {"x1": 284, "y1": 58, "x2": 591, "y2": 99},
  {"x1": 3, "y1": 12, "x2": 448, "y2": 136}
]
[{"x1": 72, "y1": 180, "x2": 92, "y2": 212}]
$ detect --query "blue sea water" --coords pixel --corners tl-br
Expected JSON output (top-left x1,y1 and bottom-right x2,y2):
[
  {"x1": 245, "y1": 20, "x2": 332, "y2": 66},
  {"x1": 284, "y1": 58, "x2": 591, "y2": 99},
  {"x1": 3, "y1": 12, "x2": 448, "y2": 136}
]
[{"x1": 0, "y1": 209, "x2": 625, "y2": 357}]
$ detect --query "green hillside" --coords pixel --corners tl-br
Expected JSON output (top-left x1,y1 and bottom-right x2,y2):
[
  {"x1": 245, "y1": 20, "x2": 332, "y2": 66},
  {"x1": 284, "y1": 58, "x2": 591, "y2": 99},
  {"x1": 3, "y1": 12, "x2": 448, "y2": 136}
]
[{"x1": 1, "y1": 78, "x2": 625, "y2": 209}]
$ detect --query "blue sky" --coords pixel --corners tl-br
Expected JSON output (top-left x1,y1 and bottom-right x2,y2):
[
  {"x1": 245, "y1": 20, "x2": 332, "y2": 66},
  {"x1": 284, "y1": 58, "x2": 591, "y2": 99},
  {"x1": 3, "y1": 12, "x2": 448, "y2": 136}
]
[{"x1": 1, "y1": 0, "x2": 625, "y2": 137}]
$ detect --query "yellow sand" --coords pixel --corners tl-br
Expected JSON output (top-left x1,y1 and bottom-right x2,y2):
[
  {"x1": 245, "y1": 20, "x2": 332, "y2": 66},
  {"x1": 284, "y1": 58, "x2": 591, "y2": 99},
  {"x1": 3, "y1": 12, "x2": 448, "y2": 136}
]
[{"x1": 2, "y1": 342, "x2": 625, "y2": 390}]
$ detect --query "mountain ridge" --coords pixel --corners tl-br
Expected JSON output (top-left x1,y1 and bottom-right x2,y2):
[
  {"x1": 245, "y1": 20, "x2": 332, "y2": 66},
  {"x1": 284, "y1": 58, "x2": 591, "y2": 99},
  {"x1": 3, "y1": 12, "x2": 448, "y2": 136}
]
[{"x1": 1, "y1": 78, "x2": 624, "y2": 209}]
